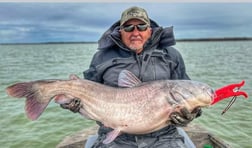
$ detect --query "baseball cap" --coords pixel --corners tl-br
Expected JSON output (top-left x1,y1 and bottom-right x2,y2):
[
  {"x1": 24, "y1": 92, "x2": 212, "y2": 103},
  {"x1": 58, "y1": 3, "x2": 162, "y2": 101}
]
[{"x1": 120, "y1": 6, "x2": 150, "y2": 26}]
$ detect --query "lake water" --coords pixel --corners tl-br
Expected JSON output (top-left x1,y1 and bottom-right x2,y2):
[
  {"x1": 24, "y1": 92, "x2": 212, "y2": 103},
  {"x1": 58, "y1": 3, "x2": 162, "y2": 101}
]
[{"x1": 0, "y1": 41, "x2": 251, "y2": 148}]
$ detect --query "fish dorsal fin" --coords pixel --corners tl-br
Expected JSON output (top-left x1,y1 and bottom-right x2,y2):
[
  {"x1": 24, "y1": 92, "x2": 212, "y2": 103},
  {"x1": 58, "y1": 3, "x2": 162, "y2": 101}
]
[
  {"x1": 118, "y1": 70, "x2": 141, "y2": 88},
  {"x1": 69, "y1": 74, "x2": 80, "y2": 80}
]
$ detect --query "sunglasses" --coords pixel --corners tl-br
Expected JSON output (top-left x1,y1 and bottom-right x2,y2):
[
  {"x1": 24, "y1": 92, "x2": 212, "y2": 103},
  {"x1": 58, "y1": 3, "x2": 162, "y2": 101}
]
[{"x1": 121, "y1": 24, "x2": 149, "y2": 32}]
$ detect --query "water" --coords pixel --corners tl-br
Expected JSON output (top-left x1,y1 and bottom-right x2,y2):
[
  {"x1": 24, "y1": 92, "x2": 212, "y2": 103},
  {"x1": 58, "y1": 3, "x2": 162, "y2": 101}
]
[{"x1": 0, "y1": 41, "x2": 251, "y2": 148}]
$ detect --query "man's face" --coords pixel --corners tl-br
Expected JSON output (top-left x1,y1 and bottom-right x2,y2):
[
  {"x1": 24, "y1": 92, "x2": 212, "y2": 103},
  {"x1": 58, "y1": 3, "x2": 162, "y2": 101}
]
[{"x1": 120, "y1": 19, "x2": 152, "y2": 54}]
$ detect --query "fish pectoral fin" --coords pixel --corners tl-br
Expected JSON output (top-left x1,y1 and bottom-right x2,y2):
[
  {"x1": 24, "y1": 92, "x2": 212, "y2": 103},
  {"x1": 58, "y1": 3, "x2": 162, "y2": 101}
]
[{"x1": 102, "y1": 128, "x2": 122, "y2": 144}]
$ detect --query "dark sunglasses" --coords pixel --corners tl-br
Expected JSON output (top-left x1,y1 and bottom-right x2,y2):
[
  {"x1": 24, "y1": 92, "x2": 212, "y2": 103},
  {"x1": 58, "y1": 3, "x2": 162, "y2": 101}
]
[{"x1": 121, "y1": 24, "x2": 149, "y2": 32}]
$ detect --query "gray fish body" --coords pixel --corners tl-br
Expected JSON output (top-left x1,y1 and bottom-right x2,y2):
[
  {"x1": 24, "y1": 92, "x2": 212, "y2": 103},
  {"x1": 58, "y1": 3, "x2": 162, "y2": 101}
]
[{"x1": 6, "y1": 70, "x2": 215, "y2": 143}]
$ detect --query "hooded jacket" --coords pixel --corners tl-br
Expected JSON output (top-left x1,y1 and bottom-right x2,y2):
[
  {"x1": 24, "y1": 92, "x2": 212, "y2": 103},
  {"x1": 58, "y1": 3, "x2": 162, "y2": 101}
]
[
  {"x1": 82, "y1": 20, "x2": 191, "y2": 145},
  {"x1": 83, "y1": 19, "x2": 190, "y2": 86}
]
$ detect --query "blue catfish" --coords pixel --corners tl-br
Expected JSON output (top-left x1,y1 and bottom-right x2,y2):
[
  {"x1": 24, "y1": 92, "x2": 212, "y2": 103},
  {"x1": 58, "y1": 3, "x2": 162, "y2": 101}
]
[{"x1": 5, "y1": 70, "x2": 248, "y2": 144}]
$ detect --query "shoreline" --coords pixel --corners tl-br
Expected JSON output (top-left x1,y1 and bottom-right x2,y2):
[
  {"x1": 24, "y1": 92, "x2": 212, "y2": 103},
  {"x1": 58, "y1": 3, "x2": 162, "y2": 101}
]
[
  {"x1": 177, "y1": 37, "x2": 252, "y2": 42},
  {"x1": 1, "y1": 37, "x2": 252, "y2": 45}
]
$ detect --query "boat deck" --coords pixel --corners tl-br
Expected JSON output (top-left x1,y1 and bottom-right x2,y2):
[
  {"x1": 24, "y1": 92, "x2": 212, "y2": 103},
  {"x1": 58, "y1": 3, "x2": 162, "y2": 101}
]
[{"x1": 56, "y1": 123, "x2": 231, "y2": 148}]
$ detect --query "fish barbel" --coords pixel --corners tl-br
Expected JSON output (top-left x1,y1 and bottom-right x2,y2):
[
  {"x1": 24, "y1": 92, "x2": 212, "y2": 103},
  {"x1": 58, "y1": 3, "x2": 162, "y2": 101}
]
[{"x1": 5, "y1": 70, "x2": 248, "y2": 144}]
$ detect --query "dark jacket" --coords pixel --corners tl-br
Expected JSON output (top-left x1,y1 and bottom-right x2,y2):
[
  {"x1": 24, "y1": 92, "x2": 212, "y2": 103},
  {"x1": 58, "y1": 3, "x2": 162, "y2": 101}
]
[{"x1": 83, "y1": 19, "x2": 189, "y2": 86}]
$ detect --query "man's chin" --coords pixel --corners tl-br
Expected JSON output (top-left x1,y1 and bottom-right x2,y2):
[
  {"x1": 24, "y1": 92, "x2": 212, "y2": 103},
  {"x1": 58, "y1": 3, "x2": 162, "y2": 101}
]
[{"x1": 129, "y1": 45, "x2": 143, "y2": 51}]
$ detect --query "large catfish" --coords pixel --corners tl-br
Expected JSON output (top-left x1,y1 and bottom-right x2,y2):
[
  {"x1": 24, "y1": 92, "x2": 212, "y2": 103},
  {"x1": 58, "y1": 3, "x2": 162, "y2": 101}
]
[{"x1": 5, "y1": 70, "x2": 248, "y2": 144}]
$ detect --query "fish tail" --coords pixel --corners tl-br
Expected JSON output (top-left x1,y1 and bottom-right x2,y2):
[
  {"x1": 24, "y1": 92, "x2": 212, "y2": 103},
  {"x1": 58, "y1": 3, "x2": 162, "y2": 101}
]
[
  {"x1": 6, "y1": 82, "x2": 33, "y2": 98},
  {"x1": 6, "y1": 82, "x2": 50, "y2": 121}
]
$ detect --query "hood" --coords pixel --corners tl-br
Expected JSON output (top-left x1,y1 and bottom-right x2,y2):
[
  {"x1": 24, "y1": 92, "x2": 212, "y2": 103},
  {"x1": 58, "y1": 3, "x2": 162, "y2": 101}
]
[{"x1": 97, "y1": 19, "x2": 176, "y2": 50}]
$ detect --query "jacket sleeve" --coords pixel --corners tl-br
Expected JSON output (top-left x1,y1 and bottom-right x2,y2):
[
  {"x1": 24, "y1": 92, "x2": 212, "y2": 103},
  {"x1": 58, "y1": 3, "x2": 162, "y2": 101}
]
[
  {"x1": 83, "y1": 50, "x2": 103, "y2": 82},
  {"x1": 166, "y1": 47, "x2": 190, "y2": 80}
]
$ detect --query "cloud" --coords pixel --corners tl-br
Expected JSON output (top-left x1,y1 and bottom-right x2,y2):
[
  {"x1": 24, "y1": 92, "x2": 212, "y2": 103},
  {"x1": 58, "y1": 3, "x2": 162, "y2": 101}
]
[{"x1": 0, "y1": 3, "x2": 252, "y2": 43}]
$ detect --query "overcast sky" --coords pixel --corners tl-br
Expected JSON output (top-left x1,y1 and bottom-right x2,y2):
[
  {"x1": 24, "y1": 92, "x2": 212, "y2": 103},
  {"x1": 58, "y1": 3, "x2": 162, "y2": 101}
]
[{"x1": 1, "y1": 3, "x2": 252, "y2": 43}]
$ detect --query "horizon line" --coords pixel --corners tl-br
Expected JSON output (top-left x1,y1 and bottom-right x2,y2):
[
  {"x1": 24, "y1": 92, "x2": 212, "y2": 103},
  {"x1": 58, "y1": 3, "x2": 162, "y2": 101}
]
[{"x1": 1, "y1": 37, "x2": 252, "y2": 45}]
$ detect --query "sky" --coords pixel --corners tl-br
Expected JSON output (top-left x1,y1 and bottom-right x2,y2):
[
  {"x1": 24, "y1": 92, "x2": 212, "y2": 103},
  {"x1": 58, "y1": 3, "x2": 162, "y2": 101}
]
[{"x1": 0, "y1": 3, "x2": 252, "y2": 43}]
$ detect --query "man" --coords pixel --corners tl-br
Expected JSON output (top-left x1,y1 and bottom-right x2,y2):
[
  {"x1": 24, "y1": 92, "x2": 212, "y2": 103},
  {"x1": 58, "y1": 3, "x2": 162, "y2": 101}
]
[{"x1": 62, "y1": 6, "x2": 201, "y2": 148}]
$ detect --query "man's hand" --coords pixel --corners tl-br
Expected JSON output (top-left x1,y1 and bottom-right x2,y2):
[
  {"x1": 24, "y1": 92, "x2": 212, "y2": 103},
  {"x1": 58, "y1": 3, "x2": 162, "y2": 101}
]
[
  {"x1": 60, "y1": 98, "x2": 82, "y2": 113},
  {"x1": 170, "y1": 107, "x2": 202, "y2": 126}
]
